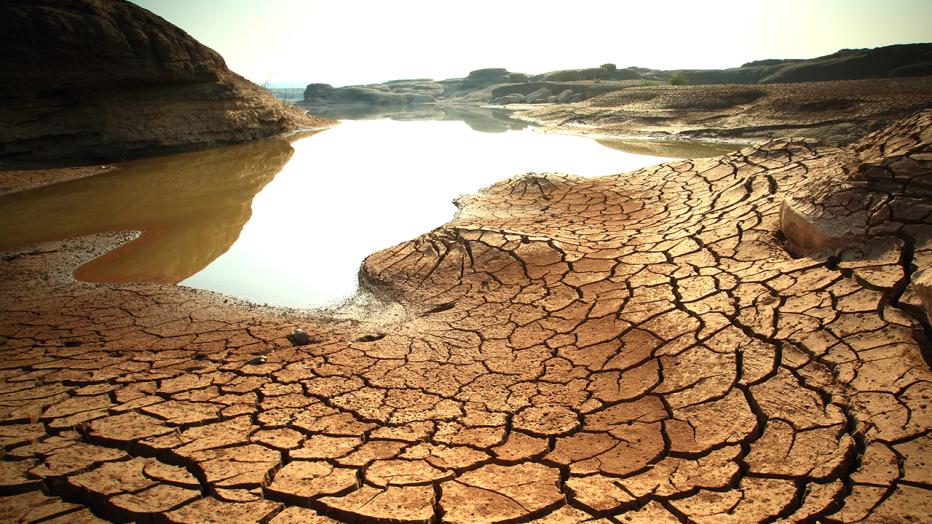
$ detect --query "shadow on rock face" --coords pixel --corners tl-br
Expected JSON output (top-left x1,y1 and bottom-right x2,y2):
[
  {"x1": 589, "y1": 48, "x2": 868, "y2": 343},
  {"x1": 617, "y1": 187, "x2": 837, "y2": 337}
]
[{"x1": 0, "y1": 136, "x2": 297, "y2": 283}]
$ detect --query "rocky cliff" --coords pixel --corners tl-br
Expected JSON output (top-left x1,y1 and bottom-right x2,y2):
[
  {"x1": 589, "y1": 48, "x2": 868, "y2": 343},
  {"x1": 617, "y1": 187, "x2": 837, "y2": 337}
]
[{"x1": 0, "y1": 0, "x2": 328, "y2": 165}]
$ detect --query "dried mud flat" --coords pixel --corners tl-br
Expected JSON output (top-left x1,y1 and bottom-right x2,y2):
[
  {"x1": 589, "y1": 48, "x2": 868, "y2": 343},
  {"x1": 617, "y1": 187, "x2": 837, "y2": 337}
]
[{"x1": 1, "y1": 112, "x2": 931, "y2": 523}]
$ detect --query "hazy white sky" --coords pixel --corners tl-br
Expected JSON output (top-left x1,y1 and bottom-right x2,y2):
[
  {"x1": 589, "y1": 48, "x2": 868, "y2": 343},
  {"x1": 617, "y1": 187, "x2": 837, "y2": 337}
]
[{"x1": 134, "y1": 0, "x2": 932, "y2": 87}]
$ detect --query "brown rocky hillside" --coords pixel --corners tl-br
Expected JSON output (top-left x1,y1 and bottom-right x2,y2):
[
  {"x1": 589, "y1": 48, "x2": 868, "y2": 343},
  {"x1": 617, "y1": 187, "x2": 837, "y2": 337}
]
[{"x1": 0, "y1": 0, "x2": 329, "y2": 165}]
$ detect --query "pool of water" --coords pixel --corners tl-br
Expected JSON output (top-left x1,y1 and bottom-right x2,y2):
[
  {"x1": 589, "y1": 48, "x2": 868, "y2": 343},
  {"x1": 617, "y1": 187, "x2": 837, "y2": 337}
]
[{"x1": 0, "y1": 119, "x2": 739, "y2": 308}]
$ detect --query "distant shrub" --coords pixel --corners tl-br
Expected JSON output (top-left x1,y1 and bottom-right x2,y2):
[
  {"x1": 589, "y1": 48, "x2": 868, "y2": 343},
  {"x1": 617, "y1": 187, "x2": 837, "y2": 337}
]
[
  {"x1": 669, "y1": 72, "x2": 689, "y2": 85},
  {"x1": 600, "y1": 63, "x2": 616, "y2": 72},
  {"x1": 640, "y1": 80, "x2": 658, "y2": 87}
]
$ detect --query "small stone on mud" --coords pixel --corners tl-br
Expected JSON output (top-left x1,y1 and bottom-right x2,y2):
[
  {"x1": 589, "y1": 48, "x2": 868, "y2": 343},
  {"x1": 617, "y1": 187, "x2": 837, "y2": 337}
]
[
  {"x1": 288, "y1": 329, "x2": 311, "y2": 346},
  {"x1": 245, "y1": 355, "x2": 267, "y2": 365},
  {"x1": 352, "y1": 333, "x2": 386, "y2": 343}
]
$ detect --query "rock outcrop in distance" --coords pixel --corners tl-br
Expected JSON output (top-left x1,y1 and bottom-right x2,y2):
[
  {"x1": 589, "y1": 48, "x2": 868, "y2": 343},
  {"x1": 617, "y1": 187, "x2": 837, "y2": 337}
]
[
  {"x1": 0, "y1": 110, "x2": 930, "y2": 522},
  {"x1": 302, "y1": 68, "x2": 644, "y2": 112},
  {"x1": 683, "y1": 43, "x2": 932, "y2": 85},
  {"x1": 301, "y1": 43, "x2": 932, "y2": 112},
  {"x1": 519, "y1": 76, "x2": 932, "y2": 144},
  {"x1": 0, "y1": 0, "x2": 329, "y2": 166}
]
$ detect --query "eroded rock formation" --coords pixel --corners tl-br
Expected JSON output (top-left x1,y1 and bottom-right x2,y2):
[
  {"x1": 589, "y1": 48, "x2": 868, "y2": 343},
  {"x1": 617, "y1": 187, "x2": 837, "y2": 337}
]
[
  {"x1": 683, "y1": 43, "x2": 932, "y2": 85},
  {"x1": 0, "y1": 113, "x2": 930, "y2": 522},
  {"x1": 0, "y1": 0, "x2": 328, "y2": 165},
  {"x1": 300, "y1": 44, "x2": 932, "y2": 124},
  {"x1": 519, "y1": 77, "x2": 932, "y2": 144}
]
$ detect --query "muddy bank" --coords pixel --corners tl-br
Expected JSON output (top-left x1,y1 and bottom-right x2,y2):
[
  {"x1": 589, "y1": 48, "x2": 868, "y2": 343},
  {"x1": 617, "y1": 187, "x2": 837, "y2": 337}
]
[
  {"x1": 0, "y1": 165, "x2": 117, "y2": 197},
  {"x1": 0, "y1": 111, "x2": 930, "y2": 522},
  {"x1": 0, "y1": 136, "x2": 305, "y2": 286},
  {"x1": 516, "y1": 76, "x2": 932, "y2": 144}
]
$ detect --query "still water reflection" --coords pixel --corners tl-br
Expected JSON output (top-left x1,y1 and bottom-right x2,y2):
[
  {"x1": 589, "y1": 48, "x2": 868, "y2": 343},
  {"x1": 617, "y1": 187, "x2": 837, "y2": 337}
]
[
  {"x1": 302, "y1": 103, "x2": 530, "y2": 134},
  {"x1": 0, "y1": 138, "x2": 295, "y2": 283},
  {"x1": 1, "y1": 119, "x2": 739, "y2": 308}
]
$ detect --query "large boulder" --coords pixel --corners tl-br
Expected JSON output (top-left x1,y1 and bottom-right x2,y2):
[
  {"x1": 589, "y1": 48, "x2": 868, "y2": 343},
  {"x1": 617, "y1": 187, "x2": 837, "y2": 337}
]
[
  {"x1": 493, "y1": 94, "x2": 527, "y2": 105},
  {"x1": 334, "y1": 87, "x2": 404, "y2": 105},
  {"x1": 526, "y1": 88, "x2": 553, "y2": 104},
  {"x1": 304, "y1": 83, "x2": 335, "y2": 102},
  {"x1": 0, "y1": 0, "x2": 325, "y2": 165},
  {"x1": 555, "y1": 89, "x2": 575, "y2": 103},
  {"x1": 463, "y1": 68, "x2": 512, "y2": 87},
  {"x1": 379, "y1": 80, "x2": 445, "y2": 98}
]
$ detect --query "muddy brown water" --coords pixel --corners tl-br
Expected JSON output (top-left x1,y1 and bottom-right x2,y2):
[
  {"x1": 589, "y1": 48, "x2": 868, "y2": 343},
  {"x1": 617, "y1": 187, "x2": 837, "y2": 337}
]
[{"x1": 0, "y1": 120, "x2": 739, "y2": 308}]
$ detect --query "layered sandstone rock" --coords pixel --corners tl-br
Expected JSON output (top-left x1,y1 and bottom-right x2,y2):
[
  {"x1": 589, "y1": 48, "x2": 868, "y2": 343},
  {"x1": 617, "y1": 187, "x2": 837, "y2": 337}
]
[
  {"x1": 681, "y1": 43, "x2": 932, "y2": 85},
  {"x1": 0, "y1": 0, "x2": 328, "y2": 165},
  {"x1": 519, "y1": 77, "x2": 932, "y2": 144},
  {"x1": 302, "y1": 44, "x2": 932, "y2": 119},
  {"x1": 0, "y1": 112, "x2": 929, "y2": 522}
]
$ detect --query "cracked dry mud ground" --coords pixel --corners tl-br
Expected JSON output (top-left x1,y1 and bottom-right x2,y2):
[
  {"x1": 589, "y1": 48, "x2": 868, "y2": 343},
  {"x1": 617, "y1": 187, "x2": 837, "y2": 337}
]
[{"x1": 1, "y1": 112, "x2": 931, "y2": 523}]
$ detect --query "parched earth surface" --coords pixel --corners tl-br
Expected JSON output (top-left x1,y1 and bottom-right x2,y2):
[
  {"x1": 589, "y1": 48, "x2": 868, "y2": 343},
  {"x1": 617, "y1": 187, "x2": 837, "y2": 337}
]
[
  {"x1": 517, "y1": 77, "x2": 932, "y2": 145},
  {"x1": 1, "y1": 112, "x2": 931, "y2": 523}
]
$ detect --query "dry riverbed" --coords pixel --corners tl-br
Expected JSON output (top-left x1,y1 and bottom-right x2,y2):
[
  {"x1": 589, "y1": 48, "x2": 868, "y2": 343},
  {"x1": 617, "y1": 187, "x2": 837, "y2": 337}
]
[{"x1": 0, "y1": 111, "x2": 930, "y2": 522}]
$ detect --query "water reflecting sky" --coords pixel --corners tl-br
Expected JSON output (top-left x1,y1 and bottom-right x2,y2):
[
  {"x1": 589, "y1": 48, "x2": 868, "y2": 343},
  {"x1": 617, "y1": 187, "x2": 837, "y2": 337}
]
[
  {"x1": 1, "y1": 118, "x2": 739, "y2": 308},
  {"x1": 182, "y1": 119, "x2": 675, "y2": 307}
]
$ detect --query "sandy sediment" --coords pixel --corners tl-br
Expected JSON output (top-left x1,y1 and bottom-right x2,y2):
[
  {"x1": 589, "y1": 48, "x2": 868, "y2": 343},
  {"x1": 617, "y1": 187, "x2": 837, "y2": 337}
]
[
  {"x1": 0, "y1": 166, "x2": 117, "y2": 197},
  {"x1": 0, "y1": 109, "x2": 929, "y2": 521}
]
